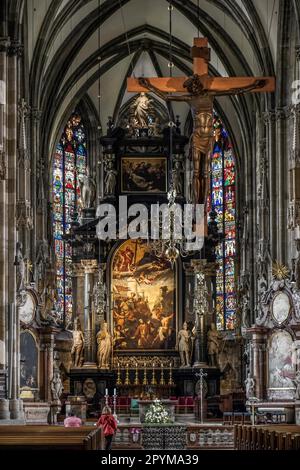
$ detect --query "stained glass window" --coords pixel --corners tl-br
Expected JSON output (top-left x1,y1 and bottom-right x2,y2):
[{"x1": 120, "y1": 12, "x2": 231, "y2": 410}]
[
  {"x1": 52, "y1": 113, "x2": 87, "y2": 325},
  {"x1": 207, "y1": 116, "x2": 236, "y2": 330}
]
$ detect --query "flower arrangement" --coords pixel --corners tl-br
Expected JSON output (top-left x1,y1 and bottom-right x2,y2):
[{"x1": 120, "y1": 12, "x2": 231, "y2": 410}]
[{"x1": 144, "y1": 399, "x2": 172, "y2": 424}]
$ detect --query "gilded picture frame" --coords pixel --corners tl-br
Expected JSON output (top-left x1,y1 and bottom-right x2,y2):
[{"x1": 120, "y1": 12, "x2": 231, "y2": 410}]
[{"x1": 121, "y1": 156, "x2": 167, "y2": 193}]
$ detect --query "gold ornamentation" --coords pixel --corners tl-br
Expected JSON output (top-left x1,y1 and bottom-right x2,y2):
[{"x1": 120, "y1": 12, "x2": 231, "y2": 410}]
[
  {"x1": 124, "y1": 363, "x2": 130, "y2": 385},
  {"x1": 116, "y1": 363, "x2": 122, "y2": 386},
  {"x1": 272, "y1": 261, "x2": 290, "y2": 280}
]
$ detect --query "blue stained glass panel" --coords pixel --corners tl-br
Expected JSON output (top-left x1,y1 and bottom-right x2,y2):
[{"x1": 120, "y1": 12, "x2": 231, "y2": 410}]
[
  {"x1": 210, "y1": 116, "x2": 236, "y2": 330},
  {"x1": 52, "y1": 113, "x2": 87, "y2": 326}
]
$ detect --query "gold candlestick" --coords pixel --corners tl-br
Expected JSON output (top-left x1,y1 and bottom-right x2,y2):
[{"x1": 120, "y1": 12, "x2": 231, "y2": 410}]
[
  {"x1": 134, "y1": 363, "x2": 139, "y2": 385},
  {"x1": 143, "y1": 362, "x2": 148, "y2": 385},
  {"x1": 124, "y1": 363, "x2": 130, "y2": 386},
  {"x1": 168, "y1": 361, "x2": 174, "y2": 386},
  {"x1": 160, "y1": 363, "x2": 165, "y2": 385},
  {"x1": 151, "y1": 362, "x2": 157, "y2": 385},
  {"x1": 116, "y1": 362, "x2": 122, "y2": 386}
]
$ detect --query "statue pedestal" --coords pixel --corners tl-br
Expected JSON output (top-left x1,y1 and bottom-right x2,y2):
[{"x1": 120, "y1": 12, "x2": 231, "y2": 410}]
[
  {"x1": 81, "y1": 208, "x2": 96, "y2": 223},
  {"x1": 23, "y1": 402, "x2": 50, "y2": 424},
  {"x1": 137, "y1": 400, "x2": 177, "y2": 423}
]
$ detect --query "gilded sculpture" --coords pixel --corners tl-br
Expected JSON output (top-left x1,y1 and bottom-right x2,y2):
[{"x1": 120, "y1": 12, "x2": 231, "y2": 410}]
[
  {"x1": 138, "y1": 75, "x2": 265, "y2": 205},
  {"x1": 97, "y1": 322, "x2": 112, "y2": 369}
]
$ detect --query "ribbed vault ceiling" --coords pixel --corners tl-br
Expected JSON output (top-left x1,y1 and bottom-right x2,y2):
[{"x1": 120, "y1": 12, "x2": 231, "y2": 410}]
[{"x1": 24, "y1": 0, "x2": 280, "y2": 158}]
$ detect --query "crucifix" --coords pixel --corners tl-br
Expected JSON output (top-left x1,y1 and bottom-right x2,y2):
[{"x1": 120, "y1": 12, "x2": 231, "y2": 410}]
[
  {"x1": 127, "y1": 37, "x2": 275, "y2": 206},
  {"x1": 195, "y1": 368, "x2": 208, "y2": 424}
]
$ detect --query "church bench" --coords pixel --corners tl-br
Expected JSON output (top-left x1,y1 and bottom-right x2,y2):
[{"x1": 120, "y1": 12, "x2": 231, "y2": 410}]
[
  {"x1": 234, "y1": 425, "x2": 300, "y2": 450},
  {"x1": 0, "y1": 426, "x2": 102, "y2": 450}
]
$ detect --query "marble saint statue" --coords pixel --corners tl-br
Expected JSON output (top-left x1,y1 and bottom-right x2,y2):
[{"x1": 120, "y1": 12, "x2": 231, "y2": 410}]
[
  {"x1": 71, "y1": 318, "x2": 84, "y2": 367},
  {"x1": 245, "y1": 372, "x2": 255, "y2": 399},
  {"x1": 177, "y1": 321, "x2": 191, "y2": 367},
  {"x1": 79, "y1": 166, "x2": 96, "y2": 209},
  {"x1": 51, "y1": 370, "x2": 63, "y2": 402},
  {"x1": 207, "y1": 322, "x2": 221, "y2": 367},
  {"x1": 97, "y1": 322, "x2": 112, "y2": 369}
]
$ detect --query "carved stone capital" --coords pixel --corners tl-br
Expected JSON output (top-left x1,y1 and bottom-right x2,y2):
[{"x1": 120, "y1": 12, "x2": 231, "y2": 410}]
[
  {"x1": 262, "y1": 110, "x2": 276, "y2": 125},
  {"x1": 275, "y1": 108, "x2": 286, "y2": 121},
  {"x1": 191, "y1": 259, "x2": 217, "y2": 276},
  {"x1": 81, "y1": 259, "x2": 98, "y2": 274},
  {"x1": 16, "y1": 200, "x2": 33, "y2": 230},
  {"x1": 296, "y1": 45, "x2": 300, "y2": 62},
  {"x1": 30, "y1": 107, "x2": 42, "y2": 122},
  {"x1": 72, "y1": 263, "x2": 85, "y2": 277},
  {"x1": 0, "y1": 37, "x2": 10, "y2": 53},
  {"x1": 7, "y1": 41, "x2": 23, "y2": 57}
]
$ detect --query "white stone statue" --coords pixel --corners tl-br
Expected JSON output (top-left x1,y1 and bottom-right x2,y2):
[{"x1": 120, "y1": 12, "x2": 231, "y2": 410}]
[
  {"x1": 51, "y1": 370, "x2": 63, "y2": 402},
  {"x1": 15, "y1": 241, "x2": 25, "y2": 291},
  {"x1": 104, "y1": 159, "x2": 117, "y2": 195},
  {"x1": 35, "y1": 240, "x2": 49, "y2": 293},
  {"x1": 133, "y1": 92, "x2": 152, "y2": 128},
  {"x1": 177, "y1": 321, "x2": 191, "y2": 367},
  {"x1": 245, "y1": 372, "x2": 255, "y2": 399},
  {"x1": 294, "y1": 370, "x2": 300, "y2": 400},
  {"x1": 79, "y1": 166, "x2": 96, "y2": 209},
  {"x1": 207, "y1": 322, "x2": 221, "y2": 367},
  {"x1": 97, "y1": 322, "x2": 112, "y2": 369},
  {"x1": 172, "y1": 161, "x2": 183, "y2": 195},
  {"x1": 71, "y1": 318, "x2": 84, "y2": 367}
]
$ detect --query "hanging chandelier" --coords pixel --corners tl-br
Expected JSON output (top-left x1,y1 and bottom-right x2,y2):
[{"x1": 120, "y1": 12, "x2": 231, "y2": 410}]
[{"x1": 149, "y1": 183, "x2": 194, "y2": 265}]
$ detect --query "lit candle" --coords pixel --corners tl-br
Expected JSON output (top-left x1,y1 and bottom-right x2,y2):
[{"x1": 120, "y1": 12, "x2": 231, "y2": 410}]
[
  {"x1": 113, "y1": 388, "x2": 116, "y2": 396},
  {"x1": 105, "y1": 388, "x2": 108, "y2": 396}
]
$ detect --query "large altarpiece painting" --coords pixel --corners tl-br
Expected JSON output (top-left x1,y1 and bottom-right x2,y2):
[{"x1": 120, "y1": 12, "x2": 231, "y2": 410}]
[{"x1": 111, "y1": 239, "x2": 177, "y2": 351}]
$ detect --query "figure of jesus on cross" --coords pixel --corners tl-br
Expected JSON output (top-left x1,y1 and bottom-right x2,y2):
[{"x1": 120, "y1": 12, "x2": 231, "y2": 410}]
[{"x1": 127, "y1": 38, "x2": 275, "y2": 207}]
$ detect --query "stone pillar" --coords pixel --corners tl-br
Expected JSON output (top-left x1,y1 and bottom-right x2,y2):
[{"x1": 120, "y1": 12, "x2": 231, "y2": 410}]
[
  {"x1": 7, "y1": 40, "x2": 23, "y2": 419},
  {"x1": 81, "y1": 259, "x2": 98, "y2": 367},
  {"x1": 40, "y1": 329, "x2": 56, "y2": 402},
  {"x1": 0, "y1": 37, "x2": 8, "y2": 408},
  {"x1": 288, "y1": 103, "x2": 300, "y2": 287},
  {"x1": 249, "y1": 327, "x2": 267, "y2": 400},
  {"x1": 72, "y1": 262, "x2": 85, "y2": 324},
  {"x1": 262, "y1": 110, "x2": 277, "y2": 262},
  {"x1": 16, "y1": 99, "x2": 33, "y2": 254}
]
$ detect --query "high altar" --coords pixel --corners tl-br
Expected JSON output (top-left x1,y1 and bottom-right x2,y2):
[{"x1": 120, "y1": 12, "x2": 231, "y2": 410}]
[{"x1": 62, "y1": 77, "x2": 224, "y2": 417}]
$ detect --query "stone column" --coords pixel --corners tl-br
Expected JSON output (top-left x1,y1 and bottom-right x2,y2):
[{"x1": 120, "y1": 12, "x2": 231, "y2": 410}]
[
  {"x1": 81, "y1": 259, "x2": 98, "y2": 367},
  {"x1": 249, "y1": 327, "x2": 267, "y2": 400},
  {"x1": 16, "y1": 99, "x2": 33, "y2": 254},
  {"x1": 40, "y1": 329, "x2": 55, "y2": 403},
  {"x1": 0, "y1": 37, "x2": 8, "y2": 417},
  {"x1": 7, "y1": 40, "x2": 23, "y2": 419},
  {"x1": 262, "y1": 111, "x2": 277, "y2": 262},
  {"x1": 72, "y1": 262, "x2": 85, "y2": 323}
]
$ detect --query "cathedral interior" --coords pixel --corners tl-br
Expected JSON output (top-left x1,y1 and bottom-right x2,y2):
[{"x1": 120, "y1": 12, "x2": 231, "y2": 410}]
[{"x1": 0, "y1": 0, "x2": 300, "y2": 452}]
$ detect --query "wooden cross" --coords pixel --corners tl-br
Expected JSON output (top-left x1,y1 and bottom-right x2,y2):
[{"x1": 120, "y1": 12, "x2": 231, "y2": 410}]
[{"x1": 127, "y1": 37, "x2": 275, "y2": 94}]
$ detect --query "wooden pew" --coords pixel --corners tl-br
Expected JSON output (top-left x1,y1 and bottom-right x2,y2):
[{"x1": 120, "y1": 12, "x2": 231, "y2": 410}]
[
  {"x1": 234, "y1": 424, "x2": 300, "y2": 451},
  {"x1": 0, "y1": 425, "x2": 102, "y2": 450}
]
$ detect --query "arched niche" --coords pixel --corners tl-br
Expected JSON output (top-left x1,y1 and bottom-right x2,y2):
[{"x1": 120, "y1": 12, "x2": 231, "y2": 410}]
[
  {"x1": 20, "y1": 330, "x2": 39, "y2": 392},
  {"x1": 268, "y1": 330, "x2": 295, "y2": 400},
  {"x1": 109, "y1": 239, "x2": 178, "y2": 351}
]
